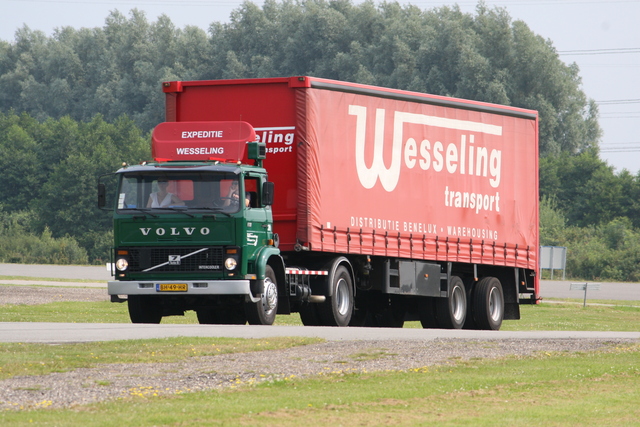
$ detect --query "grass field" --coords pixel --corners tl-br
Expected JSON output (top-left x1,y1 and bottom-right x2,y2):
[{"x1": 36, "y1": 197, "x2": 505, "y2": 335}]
[
  {"x1": 1, "y1": 296, "x2": 639, "y2": 331},
  {"x1": 1, "y1": 340, "x2": 638, "y2": 426},
  {"x1": 1, "y1": 284, "x2": 639, "y2": 425}
]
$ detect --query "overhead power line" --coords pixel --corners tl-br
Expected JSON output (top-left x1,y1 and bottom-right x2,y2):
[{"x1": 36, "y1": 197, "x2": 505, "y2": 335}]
[
  {"x1": 600, "y1": 141, "x2": 640, "y2": 153},
  {"x1": 601, "y1": 142, "x2": 640, "y2": 147},
  {"x1": 558, "y1": 48, "x2": 640, "y2": 55},
  {"x1": 596, "y1": 99, "x2": 640, "y2": 105},
  {"x1": 600, "y1": 148, "x2": 640, "y2": 152}
]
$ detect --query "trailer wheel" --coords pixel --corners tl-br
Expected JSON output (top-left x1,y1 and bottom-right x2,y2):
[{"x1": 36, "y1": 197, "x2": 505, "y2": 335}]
[
  {"x1": 318, "y1": 265, "x2": 353, "y2": 326},
  {"x1": 128, "y1": 295, "x2": 162, "y2": 324},
  {"x1": 419, "y1": 297, "x2": 438, "y2": 328},
  {"x1": 474, "y1": 277, "x2": 504, "y2": 330},
  {"x1": 462, "y1": 278, "x2": 478, "y2": 330},
  {"x1": 435, "y1": 276, "x2": 466, "y2": 329},
  {"x1": 245, "y1": 265, "x2": 278, "y2": 325}
]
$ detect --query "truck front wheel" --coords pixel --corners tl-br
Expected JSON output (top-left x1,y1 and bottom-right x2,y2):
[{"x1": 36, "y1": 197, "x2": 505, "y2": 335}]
[
  {"x1": 245, "y1": 265, "x2": 278, "y2": 325},
  {"x1": 128, "y1": 295, "x2": 162, "y2": 324},
  {"x1": 318, "y1": 265, "x2": 353, "y2": 326},
  {"x1": 197, "y1": 301, "x2": 246, "y2": 325}
]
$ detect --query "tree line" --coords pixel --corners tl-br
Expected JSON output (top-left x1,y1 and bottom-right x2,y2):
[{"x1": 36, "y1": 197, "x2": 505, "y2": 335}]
[
  {"x1": 0, "y1": 0, "x2": 638, "y2": 281},
  {"x1": 0, "y1": 112, "x2": 148, "y2": 264}
]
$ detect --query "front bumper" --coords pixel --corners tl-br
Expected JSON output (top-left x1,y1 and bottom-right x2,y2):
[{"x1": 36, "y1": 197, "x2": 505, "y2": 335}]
[{"x1": 108, "y1": 279, "x2": 259, "y2": 302}]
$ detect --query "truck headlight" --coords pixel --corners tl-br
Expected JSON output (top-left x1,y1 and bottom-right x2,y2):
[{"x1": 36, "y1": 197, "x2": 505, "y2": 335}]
[
  {"x1": 115, "y1": 258, "x2": 129, "y2": 271},
  {"x1": 224, "y1": 257, "x2": 237, "y2": 270}
]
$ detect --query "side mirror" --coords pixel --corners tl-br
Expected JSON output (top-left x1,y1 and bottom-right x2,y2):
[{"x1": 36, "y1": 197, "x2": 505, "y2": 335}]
[
  {"x1": 98, "y1": 183, "x2": 107, "y2": 208},
  {"x1": 262, "y1": 181, "x2": 274, "y2": 206}
]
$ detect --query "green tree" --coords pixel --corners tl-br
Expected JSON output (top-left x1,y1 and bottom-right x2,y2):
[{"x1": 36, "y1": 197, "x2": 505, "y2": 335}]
[
  {"x1": 32, "y1": 115, "x2": 149, "y2": 239},
  {"x1": 0, "y1": 1, "x2": 601, "y2": 153},
  {"x1": 539, "y1": 196, "x2": 566, "y2": 246},
  {"x1": 203, "y1": 1, "x2": 600, "y2": 155},
  {"x1": 0, "y1": 1, "x2": 620, "y2": 271},
  {"x1": 0, "y1": 113, "x2": 44, "y2": 211},
  {"x1": 540, "y1": 150, "x2": 629, "y2": 228},
  {"x1": 0, "y1": 112, "x2": 149, "y2": 262}
]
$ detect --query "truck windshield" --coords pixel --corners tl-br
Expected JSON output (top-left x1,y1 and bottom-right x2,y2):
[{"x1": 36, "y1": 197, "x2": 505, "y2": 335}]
[{"x1": 116, "y1": 172, "x2": 242, "y2": 214}]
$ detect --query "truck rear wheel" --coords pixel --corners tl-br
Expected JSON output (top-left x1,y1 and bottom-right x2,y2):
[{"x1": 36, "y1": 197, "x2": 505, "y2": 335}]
[
  {"x1": 473, "y1": 277, "x2": 504, "y2": 330},
  {"x1": 128, "y1": 295, "x2": 162, "y2": 324},
  {"x1": 435, "y1": 276, "x2": 466, "y2": 329},
  {"x1": 245, "y1": 265, "x2": 278, "y2": 325},
  {"x1": 299, "y1": 303, "x2": 321, "y2": 326},
  {"x1": 318, "y1": 265, "x2": 353, "y2": 327}
]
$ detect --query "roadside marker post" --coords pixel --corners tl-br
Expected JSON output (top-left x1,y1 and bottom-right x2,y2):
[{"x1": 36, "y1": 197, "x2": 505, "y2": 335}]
[{"x1": 570, "y1": 282, "x2": 601, "y2": 307}]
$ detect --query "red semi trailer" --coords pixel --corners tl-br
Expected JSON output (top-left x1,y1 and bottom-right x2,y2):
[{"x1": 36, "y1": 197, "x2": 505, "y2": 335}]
[{"x1": 106, "y1": 76, "x2": 538, "y2": 329}]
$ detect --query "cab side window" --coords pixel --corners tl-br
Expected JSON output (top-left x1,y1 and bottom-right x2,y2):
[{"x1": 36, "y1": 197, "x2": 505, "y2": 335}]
[{"x1": 245, "y1": 177, "x2": 260, "y2": 208}]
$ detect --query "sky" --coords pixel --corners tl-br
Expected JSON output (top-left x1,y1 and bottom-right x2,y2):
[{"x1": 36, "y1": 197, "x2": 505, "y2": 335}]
[{"x1": 2, "y1": 0, "x2": 639, "y2": 174}]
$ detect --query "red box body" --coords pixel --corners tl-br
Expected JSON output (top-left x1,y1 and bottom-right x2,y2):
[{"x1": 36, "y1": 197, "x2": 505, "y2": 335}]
[{"x1": 163, "y1": 77, "x2": 539, "y2": 276}]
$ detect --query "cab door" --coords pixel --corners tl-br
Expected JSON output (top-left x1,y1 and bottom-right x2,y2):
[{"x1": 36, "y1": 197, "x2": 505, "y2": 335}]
[{"x1": 242, "y1": 174, "x2": 272, "y2": 272}]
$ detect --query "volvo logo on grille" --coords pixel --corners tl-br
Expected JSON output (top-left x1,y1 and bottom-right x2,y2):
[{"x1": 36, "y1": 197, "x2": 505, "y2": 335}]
[
  {"x1": 140, "y1": 227, "x2": 210, "y2": 236},
  {"x1": 168, "y1": 255, "x2": 181, "y2": 265}
]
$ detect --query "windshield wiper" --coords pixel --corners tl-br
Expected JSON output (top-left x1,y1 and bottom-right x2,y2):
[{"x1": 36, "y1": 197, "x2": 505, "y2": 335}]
[
  {"x1": 152, "y1": 206, "x2": 195, "y2": 218},
  {"x1": 120, "y1": 208, "x2": 158, "y2": 218},
  {"x1": 190, "y1": 206, "x2": 233, "y2": 217}
]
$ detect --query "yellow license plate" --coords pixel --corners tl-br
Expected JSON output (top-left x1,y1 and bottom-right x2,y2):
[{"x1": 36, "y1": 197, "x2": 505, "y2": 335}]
[{"x1": 156, "y1": 283, "x2": 188, "y2": 292}]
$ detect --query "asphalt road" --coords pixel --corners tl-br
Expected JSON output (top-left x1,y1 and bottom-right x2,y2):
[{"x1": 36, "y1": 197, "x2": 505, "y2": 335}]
[
  {"x1": 1, "y1": 263, "x2": 638, "y2": 343},
  {"x1": 1, "y1": 322, "x2": 639, "y2": 344},
  {"x1": 0, "y1": 263, "x2": 112, "y2": 281}
]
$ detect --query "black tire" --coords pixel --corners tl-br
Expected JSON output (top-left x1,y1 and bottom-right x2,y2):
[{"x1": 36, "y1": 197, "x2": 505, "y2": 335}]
[
  {"x1": 473, "y1": 277, "x2": 504, "y2": 330},
  {"x1": 299, "y1": 303, "x2": 322, "y2": 326},
  {"x1": 366, "y1": 307, "x2": 405, "y2": 327},
  {"x1": 435, "y1": 276, "x2": 467, "y2": 329},
  {"x1": 128, "y1": 295, "x2": 162, "y2": 324},
  {"x1": 362, "y1": 294, "x2": 405, "y2": 328},
  {"x1": 348, "y1": 296, "x2": 369, "y2": 327},
  {"x1": 419, "y1": 297, "x2": 438, "y2": 329},
  {"x1": 197, "y1": 305, "x2": 246, "y2": 325},
  {"x1": 318, "y1": 265, "x2": 353, "y2": 327},
  {"x1": 245, "y1": 265, "x2": 278, "y2": 325},
  {"x1": 196, "y1": 309, "x2": 218, "y2": 324},
  {"x1": 462, "y1": 278, "x2": 478, "y2": 330}
]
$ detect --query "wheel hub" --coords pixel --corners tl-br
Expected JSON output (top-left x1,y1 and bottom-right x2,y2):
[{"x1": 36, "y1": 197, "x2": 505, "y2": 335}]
[{"x1": 263, "y1": 279, "x2": 278, "y2": 313}]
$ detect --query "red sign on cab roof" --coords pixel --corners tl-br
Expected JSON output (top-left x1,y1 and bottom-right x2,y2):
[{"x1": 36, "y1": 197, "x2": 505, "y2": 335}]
[{"x1": 151, "y1": 121, "x2": 256, "y2": 162}]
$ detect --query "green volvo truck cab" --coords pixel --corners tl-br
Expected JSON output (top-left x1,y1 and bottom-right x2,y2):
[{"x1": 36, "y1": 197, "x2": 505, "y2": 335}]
[{"x1": 100, "y1": 121, "x2": 281, "y2": 325}]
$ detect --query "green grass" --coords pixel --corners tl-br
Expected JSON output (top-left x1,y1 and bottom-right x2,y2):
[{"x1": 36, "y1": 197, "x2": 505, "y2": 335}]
[
  {"x1": 0, "y1": 299, "x2": 302, "y2": 324},
  {"x1": 0, "y1": 300, "x2": 131, "y2": 323},
  {"x1": 1, "y1": 343, "x2": 638, "y2": 425},
  {"x1": 1, "y1": 298, "x2": 639, "y2": 332},
  {"x1": 0, "y1": 336, "x2": 322, "y2": 380},
  {"x1": 501, "y1": 302, "x2": 640, "y2": 332},
  {"x1": 0, "y1": 275, "x2": 101, "y2": 283},
  {"x1": 1, "y1": 284, "x2": 639, "y2": 424}
]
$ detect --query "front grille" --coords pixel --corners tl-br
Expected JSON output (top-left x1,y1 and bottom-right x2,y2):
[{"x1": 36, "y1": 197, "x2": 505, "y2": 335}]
[{"x1": 125, "y1": 247, "x2": 224, "y2": 273}]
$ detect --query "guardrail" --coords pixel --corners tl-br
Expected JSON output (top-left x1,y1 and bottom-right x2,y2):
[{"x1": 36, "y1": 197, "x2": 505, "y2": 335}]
[{"x1": 570, "y1": 282, "x2": 600, "y2": 307}]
